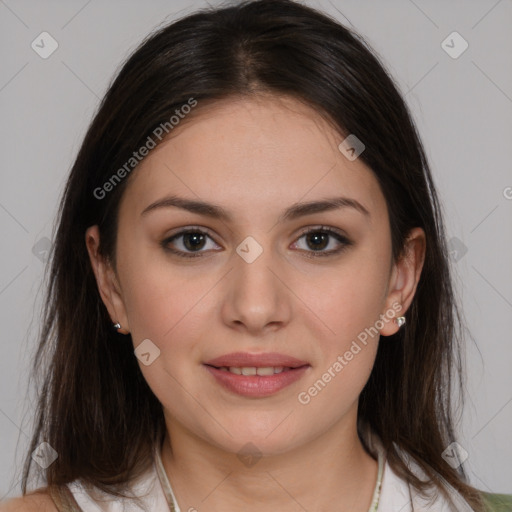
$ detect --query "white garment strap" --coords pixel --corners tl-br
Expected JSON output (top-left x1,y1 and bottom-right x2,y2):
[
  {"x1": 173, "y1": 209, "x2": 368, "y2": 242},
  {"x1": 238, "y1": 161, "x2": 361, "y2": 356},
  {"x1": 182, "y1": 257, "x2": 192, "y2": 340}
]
[{"x1": 154, "y1": 444, "x2": 180, "y2": 512}]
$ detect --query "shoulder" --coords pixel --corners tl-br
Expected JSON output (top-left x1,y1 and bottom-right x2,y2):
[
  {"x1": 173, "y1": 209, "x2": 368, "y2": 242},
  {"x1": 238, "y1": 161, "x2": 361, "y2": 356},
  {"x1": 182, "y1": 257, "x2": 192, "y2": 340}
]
[
  {"x1": 0, "y1": 489, "x2": 58, "y2": 512},
  {"x1": 481, "y1": 492, "x2": 512, "y2": 512}
]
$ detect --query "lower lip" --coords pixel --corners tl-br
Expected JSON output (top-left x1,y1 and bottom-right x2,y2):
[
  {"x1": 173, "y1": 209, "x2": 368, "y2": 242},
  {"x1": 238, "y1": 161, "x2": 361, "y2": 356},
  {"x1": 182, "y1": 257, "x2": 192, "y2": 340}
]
[{"x1": 204, "y1": 365, "x2": 309, "y2": 397}]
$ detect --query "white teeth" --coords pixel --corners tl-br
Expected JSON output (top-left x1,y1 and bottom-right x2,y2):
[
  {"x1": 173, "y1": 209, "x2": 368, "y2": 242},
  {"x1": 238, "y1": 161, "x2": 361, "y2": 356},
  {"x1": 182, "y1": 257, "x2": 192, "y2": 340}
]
[
  {"x1": 256, "y1": 367, "x2": 274, "y2": 376},
  {"x1": 222, "y1": 366, "x2": 288, "y2": 375}
]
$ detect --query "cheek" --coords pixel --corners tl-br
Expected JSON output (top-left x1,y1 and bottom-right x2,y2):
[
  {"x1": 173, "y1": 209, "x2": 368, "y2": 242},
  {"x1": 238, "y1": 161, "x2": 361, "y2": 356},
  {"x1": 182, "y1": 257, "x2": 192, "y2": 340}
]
[
  {"x1": 115, "y1": 233, "x2": 203, "y2": 338},
  {"x1": 306, "y1": 251, "x2": 390, "y2": 346},
  {"x1": 121, "y1": 266, "x2": 212, "y2": 345},
  {"x1": 118, "y1": 258, "x2": 214, "y2": 415},
  {"x1": 296, "y1": 263, "x2": 385, "y2": 413}
]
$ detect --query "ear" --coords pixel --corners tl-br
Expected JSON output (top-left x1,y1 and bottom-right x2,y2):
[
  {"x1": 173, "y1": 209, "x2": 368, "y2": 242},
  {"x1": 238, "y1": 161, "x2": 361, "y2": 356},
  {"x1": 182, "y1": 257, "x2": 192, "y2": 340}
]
[
  {"x1": 85, "y1": 225, "x2": 130, "y2": 334},
  {"x1": 379, "y1": 227, "x2": 426, "y2": 336}
]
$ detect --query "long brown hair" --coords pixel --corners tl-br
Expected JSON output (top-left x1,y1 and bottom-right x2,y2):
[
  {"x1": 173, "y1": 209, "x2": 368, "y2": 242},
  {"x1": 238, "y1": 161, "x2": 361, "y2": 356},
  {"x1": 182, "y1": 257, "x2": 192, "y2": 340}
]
[{"x1": 22, "y1": 0, "x2": 486, "y2": 509}]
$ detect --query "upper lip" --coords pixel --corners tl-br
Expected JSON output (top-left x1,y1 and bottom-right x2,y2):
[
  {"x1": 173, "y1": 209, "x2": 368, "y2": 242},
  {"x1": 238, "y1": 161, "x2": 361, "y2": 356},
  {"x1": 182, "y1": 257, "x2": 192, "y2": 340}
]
[{"x1": 204, "y1": 352, "x2": 309, "y2": 368}]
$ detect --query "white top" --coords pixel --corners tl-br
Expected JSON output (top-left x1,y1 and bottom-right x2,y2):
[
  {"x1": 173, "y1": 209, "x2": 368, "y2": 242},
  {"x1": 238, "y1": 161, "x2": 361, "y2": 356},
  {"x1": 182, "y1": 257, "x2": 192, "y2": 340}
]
[{"x1": 48, "y1": 433, "x2": 475, "y2": 511}]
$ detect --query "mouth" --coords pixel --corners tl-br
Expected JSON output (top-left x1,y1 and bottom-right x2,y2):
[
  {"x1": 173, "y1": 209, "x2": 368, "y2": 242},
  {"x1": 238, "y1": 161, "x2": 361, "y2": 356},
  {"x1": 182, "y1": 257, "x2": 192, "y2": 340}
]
[
  {"x1": 208, "y1": 365, "x2": 297, "y2": 376},
  {"x1": 203, "y1": 352, "x2": 310, "y2": 397}
]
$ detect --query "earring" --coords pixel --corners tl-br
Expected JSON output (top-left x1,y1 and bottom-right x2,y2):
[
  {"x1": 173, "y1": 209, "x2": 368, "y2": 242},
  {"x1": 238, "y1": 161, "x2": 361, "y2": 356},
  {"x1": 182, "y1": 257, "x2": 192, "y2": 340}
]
[
  {"x1": 395, "y1": 316, "x2": 406, "y2": 328},
  {"x1": 113, "y1": 322, "x2": 121, "y2": 330}
]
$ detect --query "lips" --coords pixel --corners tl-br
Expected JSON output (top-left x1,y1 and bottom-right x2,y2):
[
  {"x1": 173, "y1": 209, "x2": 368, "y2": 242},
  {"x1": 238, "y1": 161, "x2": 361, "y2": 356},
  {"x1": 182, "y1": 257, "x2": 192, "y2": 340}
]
[
  {"x1": 203, "y1": 352, "x2": 310, "y2": 398},
  {"x1": 204, "y1": 352, "x2": 309, "y2": 369}
]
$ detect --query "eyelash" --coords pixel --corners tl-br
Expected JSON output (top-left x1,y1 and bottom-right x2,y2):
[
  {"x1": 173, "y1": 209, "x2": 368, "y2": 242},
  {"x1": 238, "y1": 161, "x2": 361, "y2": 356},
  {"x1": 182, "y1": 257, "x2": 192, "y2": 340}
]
[{"x1": 161, "y1": 226, "x2": 352, "y2": 259}]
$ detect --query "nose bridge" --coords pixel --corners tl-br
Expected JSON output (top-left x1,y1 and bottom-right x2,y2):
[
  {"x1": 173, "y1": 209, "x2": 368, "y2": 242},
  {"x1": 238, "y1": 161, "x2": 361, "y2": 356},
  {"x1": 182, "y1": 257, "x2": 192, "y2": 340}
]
[
  {"x1": 234, "y1": 233, "x2": 280, "y2": 294},
  {"x1": 223, "y1": 233, "x2": 290, "y2": 331}
]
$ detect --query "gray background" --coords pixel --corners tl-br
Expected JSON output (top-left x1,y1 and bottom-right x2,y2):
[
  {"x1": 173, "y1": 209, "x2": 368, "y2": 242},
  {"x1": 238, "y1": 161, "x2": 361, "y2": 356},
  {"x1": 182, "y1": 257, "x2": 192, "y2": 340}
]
[{"x1": 1, "y1": 0, "x2": 511, "y2": 500}]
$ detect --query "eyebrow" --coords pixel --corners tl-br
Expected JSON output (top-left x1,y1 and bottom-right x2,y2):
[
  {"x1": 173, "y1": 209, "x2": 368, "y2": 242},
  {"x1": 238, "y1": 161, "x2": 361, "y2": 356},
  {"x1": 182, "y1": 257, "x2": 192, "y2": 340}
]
[{"x1": 140, "y1": 195, "x2": 370, "y2": 222}]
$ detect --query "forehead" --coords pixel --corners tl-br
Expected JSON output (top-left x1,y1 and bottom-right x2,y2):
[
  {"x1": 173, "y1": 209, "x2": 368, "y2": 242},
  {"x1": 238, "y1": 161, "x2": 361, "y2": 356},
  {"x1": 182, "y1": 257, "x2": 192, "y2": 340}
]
[{"x1": 120, "y1": 95, "x2": 385, "y2": 222}]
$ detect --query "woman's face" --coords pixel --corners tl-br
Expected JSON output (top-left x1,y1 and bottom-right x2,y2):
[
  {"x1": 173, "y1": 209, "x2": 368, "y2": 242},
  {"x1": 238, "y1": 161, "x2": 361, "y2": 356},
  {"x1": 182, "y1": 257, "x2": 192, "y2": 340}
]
[{"x1": 88, "y1": 95, "x2": 423, "y2": 456}]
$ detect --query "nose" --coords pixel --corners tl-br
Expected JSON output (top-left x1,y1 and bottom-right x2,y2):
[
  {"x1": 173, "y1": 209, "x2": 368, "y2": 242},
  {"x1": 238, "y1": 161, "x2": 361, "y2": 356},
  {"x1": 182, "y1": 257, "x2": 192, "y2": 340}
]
[{"x1": 220, "y1": 238, "x2": 292, "y2": 336}]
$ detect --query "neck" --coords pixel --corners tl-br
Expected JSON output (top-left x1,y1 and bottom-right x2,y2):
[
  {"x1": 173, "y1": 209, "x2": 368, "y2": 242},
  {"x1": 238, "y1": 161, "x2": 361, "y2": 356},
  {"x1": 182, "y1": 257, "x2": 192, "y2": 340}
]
[{"x1": 160, "y1": 414, "x2": 379, "y2": 512}]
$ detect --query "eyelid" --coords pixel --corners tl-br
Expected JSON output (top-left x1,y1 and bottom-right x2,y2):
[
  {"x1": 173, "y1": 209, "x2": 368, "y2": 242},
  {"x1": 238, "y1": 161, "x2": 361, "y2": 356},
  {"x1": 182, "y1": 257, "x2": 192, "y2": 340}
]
[
  {"x1": 297, "y1": 224, "x2": 348, "y2": 238},
  {"x1": 164, "y1": 225, "x2": 215, "y2": 238}
]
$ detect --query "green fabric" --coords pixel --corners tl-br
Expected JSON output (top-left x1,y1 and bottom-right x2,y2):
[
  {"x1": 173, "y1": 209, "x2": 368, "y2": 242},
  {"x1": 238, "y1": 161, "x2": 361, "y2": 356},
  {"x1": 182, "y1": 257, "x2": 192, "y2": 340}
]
[{"x1": 481, "y1": 492, "x2": 512, "y2": 511}]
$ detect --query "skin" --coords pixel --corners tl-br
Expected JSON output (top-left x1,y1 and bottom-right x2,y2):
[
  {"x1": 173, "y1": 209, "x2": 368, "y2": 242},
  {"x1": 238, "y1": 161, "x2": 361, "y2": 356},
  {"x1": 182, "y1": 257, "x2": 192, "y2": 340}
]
[
  {"x1": 0, "y1": 492, "x2": 57, "y2": 512},
  {"x1": 11, "y1": 95, "x2": 425, "y2": 512}
]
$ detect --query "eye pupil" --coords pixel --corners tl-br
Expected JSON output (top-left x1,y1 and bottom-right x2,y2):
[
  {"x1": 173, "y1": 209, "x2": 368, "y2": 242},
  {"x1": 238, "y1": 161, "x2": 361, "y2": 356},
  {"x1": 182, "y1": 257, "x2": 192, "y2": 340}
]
[
  {"x1": 184, "y1": 233, "x2": 206, "y2": 251},
  {"x1": 306, "y1": 232, "x2": 328, "y2": 250}
]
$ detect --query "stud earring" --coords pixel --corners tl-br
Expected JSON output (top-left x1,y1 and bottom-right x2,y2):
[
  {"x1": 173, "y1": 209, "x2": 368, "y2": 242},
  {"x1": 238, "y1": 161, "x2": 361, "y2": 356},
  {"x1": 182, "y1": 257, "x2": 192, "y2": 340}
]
[
  {"x1": 113, "y1": 322, "x2": 121, "y2": 330},
  {"x1": 395, "y1": 316, "x2": 406, "y2": 328}
]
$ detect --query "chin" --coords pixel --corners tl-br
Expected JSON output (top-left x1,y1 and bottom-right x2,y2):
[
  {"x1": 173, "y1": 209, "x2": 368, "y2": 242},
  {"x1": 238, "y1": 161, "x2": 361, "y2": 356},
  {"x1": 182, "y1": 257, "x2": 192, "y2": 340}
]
[{"x1": 204, "y1": 417, "x2": 307, "y2": 458}]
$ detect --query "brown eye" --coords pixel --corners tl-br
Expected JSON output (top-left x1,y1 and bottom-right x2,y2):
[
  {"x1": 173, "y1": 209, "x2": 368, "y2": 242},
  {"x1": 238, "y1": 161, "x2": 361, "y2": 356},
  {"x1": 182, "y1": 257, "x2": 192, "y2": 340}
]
[
  {"x1": 305, "y1": 231, "x2": 329, "y2": 251},
  {"x1": 182, "y1": 232, "x2": 207, "y2": 251},
  {"x1": 293, "y1": 227, "x2": 352, "y2": 257},
  {"x1": 161, "y1": 229, "x2": 221, "y2": 258}
]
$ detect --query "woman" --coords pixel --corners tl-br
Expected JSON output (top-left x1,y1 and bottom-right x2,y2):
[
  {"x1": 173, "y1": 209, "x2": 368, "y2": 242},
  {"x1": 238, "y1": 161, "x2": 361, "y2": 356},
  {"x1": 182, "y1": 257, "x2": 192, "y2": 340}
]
[{"x1": 2, "y1": 0, "x2": 511, "y2": 510}]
